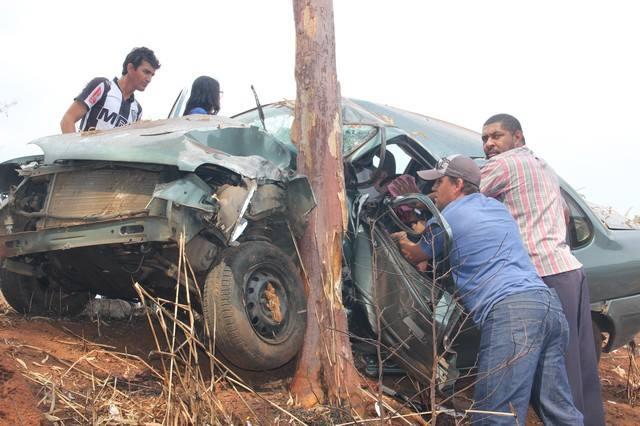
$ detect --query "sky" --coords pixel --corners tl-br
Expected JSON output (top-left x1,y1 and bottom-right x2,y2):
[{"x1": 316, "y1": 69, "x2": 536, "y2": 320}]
[{"x1": 1, "y1": 0, "x2": 638, "y2": 216}]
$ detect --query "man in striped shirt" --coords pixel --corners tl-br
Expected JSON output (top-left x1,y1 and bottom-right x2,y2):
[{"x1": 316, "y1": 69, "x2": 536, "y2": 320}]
[
  {"x1": 480, "y1": 114, "x2": 604, "y2": 425},
  {"x1": 60, "y1": 47, "x2": 160, "y2": 133}
]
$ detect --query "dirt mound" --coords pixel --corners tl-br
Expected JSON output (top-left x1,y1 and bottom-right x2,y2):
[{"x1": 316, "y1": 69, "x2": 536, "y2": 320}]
[
  {"x1": 0, "y1": 355, "x2": 42, "y2": 426},
  {"x1": 599, "y1": 346, "x2": 640, "y2": 425}
]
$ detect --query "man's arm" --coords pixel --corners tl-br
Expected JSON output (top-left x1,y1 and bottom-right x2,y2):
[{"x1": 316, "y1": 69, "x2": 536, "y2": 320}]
[
  {"x1": 561, "y1": 196, "x2": 571, "y2": 225},
  {"x1": 479, "y1": 158, "x2": 508, "y2": 199},
  {"x1": 60, "y1": 101, "x2": 88, "y2": 133},
  {"x1": 61, "y1": 77, "x2": 109, "y2": 133},
  {"x1": 398, "y1": 238, "x2": 429, "y2": 265}
]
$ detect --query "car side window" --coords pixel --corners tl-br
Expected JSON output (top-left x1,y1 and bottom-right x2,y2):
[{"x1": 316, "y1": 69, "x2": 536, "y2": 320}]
[
  {"x1": 562, "y1": 190, "x2": 594, "y2": 249},
  {"x1": 381, "y1": 144, "x2": 412, "y2": 174}
]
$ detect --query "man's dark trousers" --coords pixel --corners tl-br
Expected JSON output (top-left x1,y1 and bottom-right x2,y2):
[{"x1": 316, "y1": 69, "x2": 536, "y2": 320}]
[{"x1": 543, "y1": 268, "x2": 605, "y2": 426}]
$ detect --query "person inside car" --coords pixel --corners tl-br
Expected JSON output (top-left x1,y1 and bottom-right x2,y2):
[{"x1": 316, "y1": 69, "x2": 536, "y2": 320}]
[
  {"x1": 352, "y1": 151, "x2": 397, "y2": 201},
  {"x1": 397, "y1": 154, "x2": 582, "y2": 425},
  {"x1": 387, "y1": 173, "x2": 428, "y2": 233},
  {"x1": 183, "y1": 76, "x2": 221, "y2": 116}
]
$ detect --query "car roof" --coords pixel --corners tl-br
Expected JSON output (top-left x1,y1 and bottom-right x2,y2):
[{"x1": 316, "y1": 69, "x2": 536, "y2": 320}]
[{"x1": 348, "y1": 99, "x2": 485, "y2": 160}]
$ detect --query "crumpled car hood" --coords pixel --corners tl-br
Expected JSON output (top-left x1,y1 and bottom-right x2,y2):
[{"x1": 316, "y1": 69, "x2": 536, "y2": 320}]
[{"x1": 30, "y1": 115, "x2": 292, "y2": 181}]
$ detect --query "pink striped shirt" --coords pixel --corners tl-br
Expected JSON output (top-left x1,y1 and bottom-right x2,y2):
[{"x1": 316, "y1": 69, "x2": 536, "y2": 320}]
[{"x1": 480, "y1": 147, "x2": 582, "y2": 277}]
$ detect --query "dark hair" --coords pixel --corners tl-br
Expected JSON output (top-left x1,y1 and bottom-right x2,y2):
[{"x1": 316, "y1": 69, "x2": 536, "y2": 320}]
[
  {"x1": 446, "y1": 176, "x2": 479, "y2": 195},
  {"x1": 122, "y1": 47, "x2": 161, "y2": 75},
  {"x1": 483, "y1": 113, "x2": 525, "y2": 144},
  {"x1": 183, "y1": 76, "x2": 221, "y2": 115}
]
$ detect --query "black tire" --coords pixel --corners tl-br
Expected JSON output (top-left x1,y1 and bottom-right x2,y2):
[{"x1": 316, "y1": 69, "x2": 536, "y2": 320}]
[
  {"x1": 202, "y1": 241, "x2": 306, "y2": 371},
  {"x1": 0, "y1": 269, "x2": 91, "y2": 316}
]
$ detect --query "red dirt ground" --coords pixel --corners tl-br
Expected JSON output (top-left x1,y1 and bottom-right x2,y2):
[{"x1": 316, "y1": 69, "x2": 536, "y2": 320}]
[{"x1": 0, "y1": 295, "x2": 638, "y2": 425}]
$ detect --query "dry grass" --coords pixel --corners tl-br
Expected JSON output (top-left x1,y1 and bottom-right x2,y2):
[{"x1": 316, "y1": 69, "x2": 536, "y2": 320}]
[
  {"x1": 5, "y1": 233, "x2": 308, "y2": 425},
  {"x1": 133, "y1": 233, "x2": 308, "y2": 425},
  {"x1": 627, "y1": 341, "x2": 640, "y2": 406},
  {"x1": 1, "y1": 230, "x2": 523, "y2": 424},
  {"x1": 11, "y1": 343, "x2": 164, "y2": 424}
]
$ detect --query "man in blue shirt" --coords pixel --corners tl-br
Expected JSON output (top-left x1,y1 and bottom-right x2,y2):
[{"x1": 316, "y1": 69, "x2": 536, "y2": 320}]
[{"x1": 397, "y1": 155, "x2": 581, "y2": 425}]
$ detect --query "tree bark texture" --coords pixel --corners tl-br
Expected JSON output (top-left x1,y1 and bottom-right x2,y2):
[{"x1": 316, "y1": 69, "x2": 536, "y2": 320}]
[{"x1": 289, "y1": 0, "x2": 364, "y2": 412}]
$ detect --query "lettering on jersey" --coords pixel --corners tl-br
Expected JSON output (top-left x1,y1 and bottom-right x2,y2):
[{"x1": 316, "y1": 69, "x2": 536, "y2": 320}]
[
  {"x1": 97, "y1": 108, "x2": 118, "y2": 124},
  {"x1": 115, "y1": 116, "x2": 128, "y2": 127},
  {"x1": 97, "y1": 108, "x2": 129, "y2": 127},
  {"x1": 87, "y1": 85, "x2": 103, "y2": 106}
]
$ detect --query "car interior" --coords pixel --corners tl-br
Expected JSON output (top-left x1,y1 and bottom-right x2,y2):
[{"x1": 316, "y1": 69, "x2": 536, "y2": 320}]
[
  {"x1": 346, "y1": 137, "x2": 438, "y2": 238},
  {"x1": 343, "y1": 136, "x2": 481, "y2": 379}
]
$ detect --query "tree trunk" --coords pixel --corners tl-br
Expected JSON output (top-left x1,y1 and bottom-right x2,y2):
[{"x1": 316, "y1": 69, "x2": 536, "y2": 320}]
[{"x1": 290, "y1": 0, "x2": 364, "y2": 413}]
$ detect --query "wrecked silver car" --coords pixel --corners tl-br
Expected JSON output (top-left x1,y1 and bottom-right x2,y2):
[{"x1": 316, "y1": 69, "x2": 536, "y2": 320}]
[{"x1": 0, "y1": 116, "x2": 315, "y2": 371}]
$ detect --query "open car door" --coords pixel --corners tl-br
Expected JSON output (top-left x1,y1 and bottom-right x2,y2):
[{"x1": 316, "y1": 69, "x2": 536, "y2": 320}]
[
  {"x1": 167, "y1": 87, "x2": 190, "y2": 118},
  {"x1": 348, "y1": 192, "x2": 470, "y2": 383}
]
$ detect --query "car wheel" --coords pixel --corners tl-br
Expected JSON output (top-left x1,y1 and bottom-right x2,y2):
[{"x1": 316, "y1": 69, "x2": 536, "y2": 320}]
[
  {"x1": 202, "y1": 241, "x2": 306, "y2": 370},
  {"x1": 0, "y1": 270, "x2": 91, "y2": 316}
]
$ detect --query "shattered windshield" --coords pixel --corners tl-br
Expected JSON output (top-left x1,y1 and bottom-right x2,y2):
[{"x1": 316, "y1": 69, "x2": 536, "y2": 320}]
[{"x1": 343, "y1": 125, "x2": 378, "y2": 155}]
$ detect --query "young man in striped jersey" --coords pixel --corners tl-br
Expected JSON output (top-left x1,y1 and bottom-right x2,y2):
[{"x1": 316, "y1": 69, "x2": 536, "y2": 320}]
[
  {"x1": 60, "y1": 47, "x2": 160, "y2": 133},
  {"x1": 480, "y1": 114, "x2": 604, "y2": 425}
]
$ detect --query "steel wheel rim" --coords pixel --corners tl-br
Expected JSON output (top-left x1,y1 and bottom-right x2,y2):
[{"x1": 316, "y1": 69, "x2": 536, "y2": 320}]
[{"x1": 244, "y1": 266, "x2": 290, "y2": 343}]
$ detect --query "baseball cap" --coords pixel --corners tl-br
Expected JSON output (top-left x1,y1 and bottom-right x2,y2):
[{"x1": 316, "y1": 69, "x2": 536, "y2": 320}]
[{"x1": 417, "y1": 154, "x2": 481, "y2": 187}]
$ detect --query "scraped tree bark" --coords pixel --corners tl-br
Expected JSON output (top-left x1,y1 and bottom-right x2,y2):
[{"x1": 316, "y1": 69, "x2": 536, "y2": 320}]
[{"x1": 290, "y1": 0, "x2": 364, "y2": 412}]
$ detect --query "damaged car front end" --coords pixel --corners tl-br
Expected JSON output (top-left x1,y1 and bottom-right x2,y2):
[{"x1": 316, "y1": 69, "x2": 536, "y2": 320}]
[{"x1": 0, "y1": 116, "x2": 315, "y2": 370}]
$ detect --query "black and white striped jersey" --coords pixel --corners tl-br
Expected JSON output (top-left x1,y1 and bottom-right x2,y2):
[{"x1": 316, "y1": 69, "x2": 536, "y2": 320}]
[{"x1": 75, "y1": 77, "x2": 142, "y2": 131}]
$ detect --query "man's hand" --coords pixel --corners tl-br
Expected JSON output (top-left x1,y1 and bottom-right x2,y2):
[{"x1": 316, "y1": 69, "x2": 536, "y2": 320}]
[
  {"x1": 416, "y1": 260, "x2": 429, "y2": 272},
  {"x1": 391, "y1": 231, "x2": 408, "y2": 242},
  {"x1": 398, "y1": 238, "x2": 428, "y2": 265},
  {"x1": 412, "y1": 220, "x2": 426, "y2": 234}
]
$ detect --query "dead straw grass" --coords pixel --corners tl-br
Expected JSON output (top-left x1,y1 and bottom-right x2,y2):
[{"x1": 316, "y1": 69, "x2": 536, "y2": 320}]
[
  {"x1": 9, "y1": 232, "x2": 307, "y2": 425},
  {"x1": 627, "y1": 340, "x2": 640, "y2": 406},
  {"x1": 4, "y1": 229, "x2": 492, "y2": 424}
]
